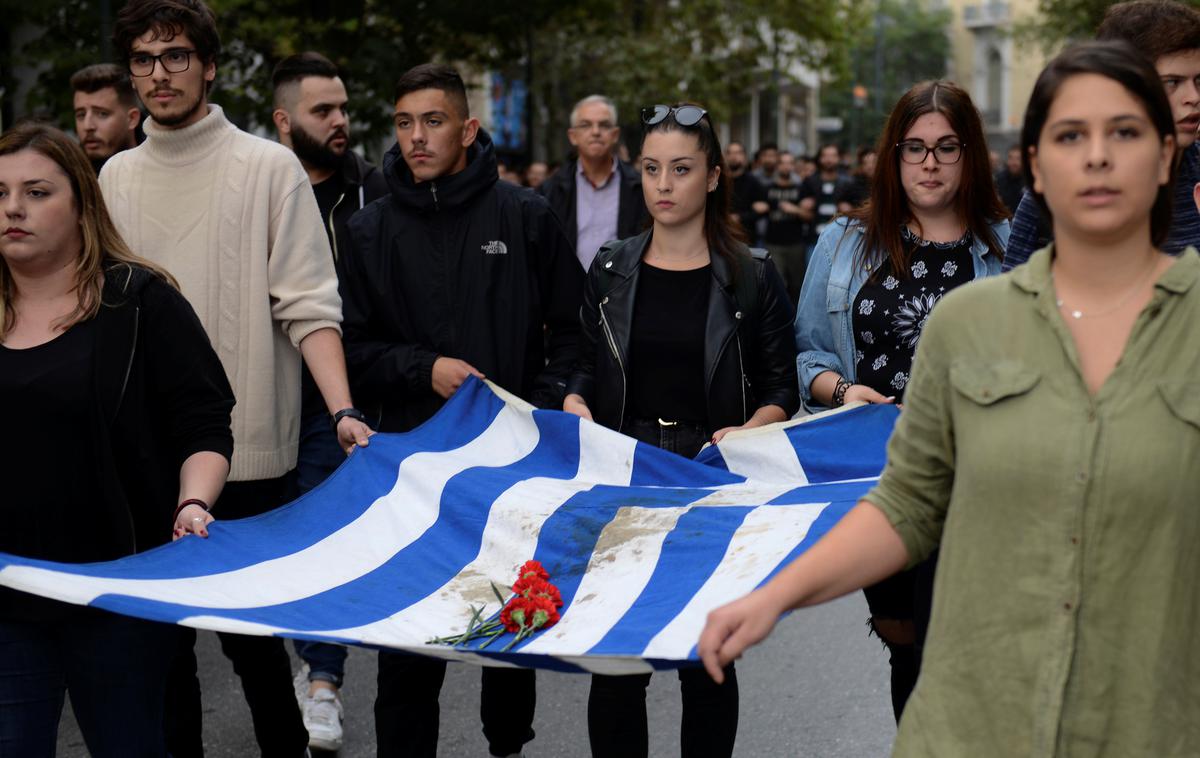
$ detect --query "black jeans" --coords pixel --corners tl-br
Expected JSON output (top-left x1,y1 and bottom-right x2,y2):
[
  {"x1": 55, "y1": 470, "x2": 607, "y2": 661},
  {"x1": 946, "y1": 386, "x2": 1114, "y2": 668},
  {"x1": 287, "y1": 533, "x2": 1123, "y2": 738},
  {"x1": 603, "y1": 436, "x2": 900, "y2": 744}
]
[
  {"x1": 862, "y1": 550, "x2": 938, "y2": 722},
  {"x1": 375, "y1": 651, "x2": 535, "y2": 757},
  {"x1": 0, "y1": 604, "x2": 176, "y2": 758},
  {"x1": 586, "y1": 417, "x2": 739, "y2": 758},
  {"x1": 163, "y1": 477, "x2": 308, "y2": 758}
]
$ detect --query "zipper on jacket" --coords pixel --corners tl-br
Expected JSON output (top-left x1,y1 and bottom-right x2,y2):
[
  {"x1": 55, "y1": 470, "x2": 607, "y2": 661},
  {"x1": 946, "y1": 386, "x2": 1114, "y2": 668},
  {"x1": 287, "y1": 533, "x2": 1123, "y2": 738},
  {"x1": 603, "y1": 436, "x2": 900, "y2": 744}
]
[
  {"x1": 430, "y1": 181, "x2": 439, "y2": 211},
  {"x1": 598, "y1": 297, "x2": 626, "y2": 431},
  {"x1": 736, "y1": 333, "x2": 748, "y2": 423},
  {"x1": 113, "y1": 305, "x2": 140, "y2": 423},
  {"x1": 328, "y1": 192, "x2": 346, "y2": 261}
]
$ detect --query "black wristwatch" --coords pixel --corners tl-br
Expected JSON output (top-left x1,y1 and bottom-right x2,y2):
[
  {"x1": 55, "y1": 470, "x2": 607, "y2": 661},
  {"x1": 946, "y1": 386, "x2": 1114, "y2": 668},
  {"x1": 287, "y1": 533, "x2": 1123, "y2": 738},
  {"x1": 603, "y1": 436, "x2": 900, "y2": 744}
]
[{"x1": 331, "y1": 407, "x2": 368, "y2": 431}]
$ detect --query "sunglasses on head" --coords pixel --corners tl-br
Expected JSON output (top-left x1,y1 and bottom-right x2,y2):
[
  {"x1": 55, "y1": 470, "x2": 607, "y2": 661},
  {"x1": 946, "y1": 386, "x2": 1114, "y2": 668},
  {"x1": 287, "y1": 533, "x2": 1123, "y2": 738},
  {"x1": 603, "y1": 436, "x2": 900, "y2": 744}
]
[{"x1": 641, "y1": 104, "x2": 708, "y2": 127}]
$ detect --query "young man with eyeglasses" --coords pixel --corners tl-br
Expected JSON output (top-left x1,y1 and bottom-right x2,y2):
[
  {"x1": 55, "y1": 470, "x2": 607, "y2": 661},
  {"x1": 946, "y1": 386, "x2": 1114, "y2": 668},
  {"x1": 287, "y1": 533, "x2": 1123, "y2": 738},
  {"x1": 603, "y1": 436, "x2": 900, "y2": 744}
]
[
  {"x1": 539, "y1": 94, "x2": 648, "y2": 271},
  {"x1": 99, "y1": 2, "x2": 372, "y2": 756},
  {"x1": 337, "y1": 62, "x2": 582, "y2": 758}
]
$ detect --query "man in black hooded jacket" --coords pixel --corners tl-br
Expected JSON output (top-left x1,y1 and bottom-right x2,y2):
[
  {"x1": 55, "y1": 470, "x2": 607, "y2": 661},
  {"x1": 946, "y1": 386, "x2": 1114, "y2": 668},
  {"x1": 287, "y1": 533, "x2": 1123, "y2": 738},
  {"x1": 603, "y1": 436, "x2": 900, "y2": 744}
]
[{"x1": 338, "y1": 63, "x2": 582, "y2": 758}]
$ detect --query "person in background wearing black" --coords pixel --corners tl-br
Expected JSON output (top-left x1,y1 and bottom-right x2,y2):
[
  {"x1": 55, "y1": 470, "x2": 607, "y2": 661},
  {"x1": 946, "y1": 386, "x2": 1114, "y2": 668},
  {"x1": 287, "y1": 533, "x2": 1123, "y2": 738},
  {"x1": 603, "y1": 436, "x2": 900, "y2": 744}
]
[
  {"x1": 724, "y1": 140, "x2": 768, "y2": 243},
  {"x1": 270, "y1": 49, "x2": 388, "y2": 754},
  {"x1": 0, "y1": 123, "x2": 234, "y2": 757},
  {"x1": 563, "y1": 103, "x2": 798, "y2": 758},
  {"x1": 993, "y1": 144, "x2": 1025, "y2": 215},
  {"x1": 338, "y1": 63, "x2": 582, "y2": 758},
  {"x1": 524, "y1": 160, "x2": 548, "y2": 189},
  {"x1": 70, "y1": 63, "x2": 141, "y2": 173},
  {"x1": 750, "y1": 141, "x2": 779, "y2": 184},
  {"x1": 764, "y1": 151, "x2": 809, "y2": 302},
  {"x1": 798, "y1": 143, "x2": 853, "y2": 243},
  {"x1": 837, "y1": 145, "x2": 876, "y2": 211}
]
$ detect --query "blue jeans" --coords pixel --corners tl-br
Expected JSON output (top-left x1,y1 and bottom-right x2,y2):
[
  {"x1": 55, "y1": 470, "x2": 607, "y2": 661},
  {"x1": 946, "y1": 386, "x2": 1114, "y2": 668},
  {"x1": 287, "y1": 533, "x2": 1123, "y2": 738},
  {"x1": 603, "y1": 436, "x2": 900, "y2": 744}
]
[
  {"x1": 290, "y1": 412, "x2": 349, "y2": 686},
  {"x1": 0, "y1": 602, "x2": 176, "y2": 758}
]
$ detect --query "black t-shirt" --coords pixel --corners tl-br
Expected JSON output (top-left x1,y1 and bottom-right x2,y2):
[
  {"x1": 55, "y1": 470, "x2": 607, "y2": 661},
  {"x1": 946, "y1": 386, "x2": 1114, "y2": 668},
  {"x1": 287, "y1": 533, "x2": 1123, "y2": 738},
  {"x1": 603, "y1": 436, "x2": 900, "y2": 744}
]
[
  {"x1": 837, "y1": 174, "x2": 870, "y2": 209},
  {"x1": 312, "y1": 172, "x2": 343, "y2": 241},
  {"x1": 765, "y1": 182, "x2": 806, "y2": 246},
  {"x1": 302, "y1": 172, "x2": 345, "y2": 420},
  {"x1": 0, "y1": 321, "x2": 101, "y2": 564},
  {"x1": 730, "y1": 172, "x2": 767, "y2": 233},
  {"x1": 852, "y1": 228, "x2": 976, "y2": 400},
  {"x1": 800, "y1": 173, "x2": 850, "y2": 238},
  {"x1": 628, "y1": 262, "x2": 711, "y2": 425}
]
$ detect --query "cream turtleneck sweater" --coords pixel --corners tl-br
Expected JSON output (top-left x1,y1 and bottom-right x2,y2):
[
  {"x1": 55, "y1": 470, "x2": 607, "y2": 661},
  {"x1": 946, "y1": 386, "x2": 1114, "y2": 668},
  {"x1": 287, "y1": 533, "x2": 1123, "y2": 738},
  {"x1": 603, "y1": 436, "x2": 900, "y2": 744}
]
[{"x1": 99, "y1": 105, "x2": 342, "y2": 481}]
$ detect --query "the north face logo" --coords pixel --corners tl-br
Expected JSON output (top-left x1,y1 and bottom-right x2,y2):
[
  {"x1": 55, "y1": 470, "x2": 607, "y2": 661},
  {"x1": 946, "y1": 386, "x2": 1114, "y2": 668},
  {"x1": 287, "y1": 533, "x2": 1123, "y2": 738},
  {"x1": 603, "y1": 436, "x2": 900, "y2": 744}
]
[{"x1": 481, "y1": 240, "x2": 508, "y2": 255}]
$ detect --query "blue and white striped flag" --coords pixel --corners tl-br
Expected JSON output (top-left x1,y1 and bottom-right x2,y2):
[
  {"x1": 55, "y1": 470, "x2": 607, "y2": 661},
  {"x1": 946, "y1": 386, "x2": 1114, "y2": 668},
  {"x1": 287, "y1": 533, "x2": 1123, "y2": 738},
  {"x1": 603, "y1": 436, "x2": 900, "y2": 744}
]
[{"x1": 0, "y1": 378, "x2": 897, "y2": 675}]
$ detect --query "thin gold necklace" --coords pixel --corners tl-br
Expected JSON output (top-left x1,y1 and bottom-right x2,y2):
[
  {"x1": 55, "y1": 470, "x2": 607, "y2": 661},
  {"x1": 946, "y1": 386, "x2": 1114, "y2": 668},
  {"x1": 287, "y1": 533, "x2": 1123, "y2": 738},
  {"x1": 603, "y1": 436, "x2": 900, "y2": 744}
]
[{"x1": 1052, "y1": 257, "x2": 1159, "y2": 320}]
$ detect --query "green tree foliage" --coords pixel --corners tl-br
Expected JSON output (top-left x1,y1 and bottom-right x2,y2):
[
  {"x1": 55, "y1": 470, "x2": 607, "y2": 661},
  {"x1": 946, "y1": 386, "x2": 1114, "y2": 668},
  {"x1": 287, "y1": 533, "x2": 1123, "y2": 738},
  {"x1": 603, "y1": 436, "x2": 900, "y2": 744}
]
[
  {"x1": 3, "y1": 0, "x2": 853, "y2": 160},
  {"x1": 1013, "y1": 0, "x2": 1200, "y2": 52},
  {"x1": 820, "y1": 0, "x2": 952, "y2": 153}
]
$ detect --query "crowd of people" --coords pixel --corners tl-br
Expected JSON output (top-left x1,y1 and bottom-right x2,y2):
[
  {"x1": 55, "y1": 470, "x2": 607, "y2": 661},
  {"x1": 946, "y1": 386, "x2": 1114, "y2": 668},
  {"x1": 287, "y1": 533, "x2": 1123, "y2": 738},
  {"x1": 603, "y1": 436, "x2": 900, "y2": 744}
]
[{"x1": 0, "y1": 0, "x2": 1197, "y2": 756}]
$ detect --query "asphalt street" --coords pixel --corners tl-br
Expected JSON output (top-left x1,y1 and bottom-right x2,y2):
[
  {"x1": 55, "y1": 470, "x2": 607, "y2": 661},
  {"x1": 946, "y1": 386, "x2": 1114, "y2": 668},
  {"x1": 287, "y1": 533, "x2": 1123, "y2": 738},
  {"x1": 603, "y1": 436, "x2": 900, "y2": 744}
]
[{"x1": 56, "y1": 593, "x2": 893, "y2": 757}]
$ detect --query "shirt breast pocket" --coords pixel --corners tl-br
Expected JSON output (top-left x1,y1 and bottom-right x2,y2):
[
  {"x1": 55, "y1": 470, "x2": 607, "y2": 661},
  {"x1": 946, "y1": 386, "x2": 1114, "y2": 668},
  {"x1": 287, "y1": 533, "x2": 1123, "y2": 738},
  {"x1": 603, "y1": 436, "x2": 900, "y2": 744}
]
[
  {"x1": 1157, "y1": 381, "x2": 1200, "y2": 433},
  {"x1": 826, "y1": 283, "x2": 850, "y2": 315},
  {"x1": 949, "y1": 360, "x2": 1040, "y2": 406}
]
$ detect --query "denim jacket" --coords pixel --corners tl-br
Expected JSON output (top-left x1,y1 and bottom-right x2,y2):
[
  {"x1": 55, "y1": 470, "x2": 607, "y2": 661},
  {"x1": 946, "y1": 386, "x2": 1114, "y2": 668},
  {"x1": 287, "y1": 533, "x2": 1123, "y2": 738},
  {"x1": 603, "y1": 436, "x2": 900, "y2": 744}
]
[{"x1": 794, "y1": 216, "x2": 1010, "y2": 408}]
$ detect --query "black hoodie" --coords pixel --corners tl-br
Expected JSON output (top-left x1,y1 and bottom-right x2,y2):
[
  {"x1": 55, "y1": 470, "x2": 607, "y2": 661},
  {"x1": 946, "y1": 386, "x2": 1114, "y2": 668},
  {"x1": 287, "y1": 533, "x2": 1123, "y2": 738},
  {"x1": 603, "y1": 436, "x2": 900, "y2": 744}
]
[{"x1": 338, "y1": 129, "x2": 583, "y2": 432}]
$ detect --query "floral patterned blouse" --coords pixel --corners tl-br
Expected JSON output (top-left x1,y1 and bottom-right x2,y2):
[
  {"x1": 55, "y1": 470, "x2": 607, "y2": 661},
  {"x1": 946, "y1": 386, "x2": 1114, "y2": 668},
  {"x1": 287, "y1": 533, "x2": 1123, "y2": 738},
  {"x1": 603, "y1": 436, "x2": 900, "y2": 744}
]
[{"x1": 851, "y1": 226, "x2": 975, "y2": 399}]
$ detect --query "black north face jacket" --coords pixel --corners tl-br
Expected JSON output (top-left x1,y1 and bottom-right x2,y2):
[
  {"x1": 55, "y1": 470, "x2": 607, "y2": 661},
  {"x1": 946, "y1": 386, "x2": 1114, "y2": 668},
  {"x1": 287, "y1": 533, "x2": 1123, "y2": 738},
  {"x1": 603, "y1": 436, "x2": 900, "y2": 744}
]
[{"x1": 338, "y1": 129, "x2": 583, "y2": 432}]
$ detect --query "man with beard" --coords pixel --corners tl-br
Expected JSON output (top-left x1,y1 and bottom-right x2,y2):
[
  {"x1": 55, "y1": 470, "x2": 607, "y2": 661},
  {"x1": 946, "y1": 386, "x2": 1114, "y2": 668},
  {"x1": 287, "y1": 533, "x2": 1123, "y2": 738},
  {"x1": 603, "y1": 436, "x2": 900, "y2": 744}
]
[
  {"x1": 539, "y1": 94, "x2": 648, "y2": 270},
  {"x1": 725, "y1": 140, "x2": 769, "y2": 243},
  {"x1": 764, "y1": 151, "x2": 809, "y2": 303},
  {"x1": 270, "y1": 50, "x2": 388, "y2": 754},
  {"x1": 70, "y1": 63, "x2": 141, "y2": 173},
  {"x1": 339, "y1": 63, "x2": 582, "y2": 758},
  {"x1": 100, "y1": 2, "x2": 372, "y2": 756}
]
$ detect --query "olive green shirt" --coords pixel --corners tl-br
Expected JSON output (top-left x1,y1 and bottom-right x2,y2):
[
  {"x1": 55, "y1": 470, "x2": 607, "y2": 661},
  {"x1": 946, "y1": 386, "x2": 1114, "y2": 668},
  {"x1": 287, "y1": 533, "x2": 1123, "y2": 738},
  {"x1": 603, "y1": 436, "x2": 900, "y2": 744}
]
[{"x1": 867, "y1": 247, "x2": 1200, "y2": 757}]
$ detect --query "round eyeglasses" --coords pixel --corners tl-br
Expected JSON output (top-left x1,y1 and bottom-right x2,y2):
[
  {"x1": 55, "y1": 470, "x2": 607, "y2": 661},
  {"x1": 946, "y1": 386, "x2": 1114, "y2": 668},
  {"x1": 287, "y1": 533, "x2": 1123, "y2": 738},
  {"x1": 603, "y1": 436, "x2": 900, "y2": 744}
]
[{"x1": 641, "y1": 105, "x2": 708, "y2": 127}]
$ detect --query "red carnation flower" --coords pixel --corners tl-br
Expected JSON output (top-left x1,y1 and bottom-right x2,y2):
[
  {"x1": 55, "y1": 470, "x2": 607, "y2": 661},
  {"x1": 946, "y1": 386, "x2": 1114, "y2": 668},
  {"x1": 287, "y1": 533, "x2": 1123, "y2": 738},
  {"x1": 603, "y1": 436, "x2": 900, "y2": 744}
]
[
  {"x1": 500, "y1": 595, "x2": 535, "y2": 633},
  {"x1": 527, "y1": 595, "x2": 560, "y2": 630},
  {"x1": 517, "y1": 560, "x2": 550, "y2": 582}
]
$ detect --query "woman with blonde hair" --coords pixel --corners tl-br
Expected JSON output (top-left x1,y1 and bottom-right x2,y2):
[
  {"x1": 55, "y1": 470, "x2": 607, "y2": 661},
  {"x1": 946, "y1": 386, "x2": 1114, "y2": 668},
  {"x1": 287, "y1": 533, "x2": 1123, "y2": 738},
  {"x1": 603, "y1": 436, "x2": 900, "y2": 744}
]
[{"x1": 0, "y1": 123, "x2": 233, "y2": 757}]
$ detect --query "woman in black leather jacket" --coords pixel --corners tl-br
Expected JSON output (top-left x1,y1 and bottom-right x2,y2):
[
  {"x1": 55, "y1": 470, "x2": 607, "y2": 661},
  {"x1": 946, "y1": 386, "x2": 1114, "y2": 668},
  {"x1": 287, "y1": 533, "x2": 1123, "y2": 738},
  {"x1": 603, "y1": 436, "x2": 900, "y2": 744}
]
[{"x1": 563, "y1": 104, "x2": 799, "y2": 758}]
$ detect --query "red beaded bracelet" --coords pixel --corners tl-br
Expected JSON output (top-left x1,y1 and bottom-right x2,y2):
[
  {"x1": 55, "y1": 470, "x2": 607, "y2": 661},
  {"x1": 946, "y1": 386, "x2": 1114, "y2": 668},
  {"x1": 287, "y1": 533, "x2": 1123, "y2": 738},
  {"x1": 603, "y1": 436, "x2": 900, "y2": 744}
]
[{"x1": 173, "y1": 498, "x2": 211, "y2": 522}]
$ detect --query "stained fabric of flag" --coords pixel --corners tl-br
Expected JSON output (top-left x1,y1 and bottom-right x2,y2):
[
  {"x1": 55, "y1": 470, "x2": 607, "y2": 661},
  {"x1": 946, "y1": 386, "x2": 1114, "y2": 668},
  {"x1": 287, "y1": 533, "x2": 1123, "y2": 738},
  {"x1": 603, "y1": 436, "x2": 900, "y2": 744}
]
[{"x1": 0, "y1": 378, "x2": 897, "y2": 675}]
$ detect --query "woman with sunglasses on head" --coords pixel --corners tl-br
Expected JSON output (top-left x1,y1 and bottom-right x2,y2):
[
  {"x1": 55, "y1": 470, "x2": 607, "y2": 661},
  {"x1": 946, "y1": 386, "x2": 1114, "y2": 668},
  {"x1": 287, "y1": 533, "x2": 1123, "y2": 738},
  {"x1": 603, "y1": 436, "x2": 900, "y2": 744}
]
[
  {"x1": 0, "y1": 123, "x2": 233, "y2": 757},
  {"x1": 792, "y1": 80, "x2": 1010, "y2": 720},
  {"x1": 563, "y1": 103, "x2": 799, "y2": 758},
  {"x1": 701, "y1": 41, "x2": 1200, "y2": 755}
]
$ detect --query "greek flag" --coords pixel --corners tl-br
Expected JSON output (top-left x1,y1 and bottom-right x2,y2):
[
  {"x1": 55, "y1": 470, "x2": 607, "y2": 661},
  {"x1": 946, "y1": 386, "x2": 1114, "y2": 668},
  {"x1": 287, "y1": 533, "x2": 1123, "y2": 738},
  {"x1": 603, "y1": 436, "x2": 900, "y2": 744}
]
[{"x1": 0, "y1": 378, "x2": 896, "y2": 675}]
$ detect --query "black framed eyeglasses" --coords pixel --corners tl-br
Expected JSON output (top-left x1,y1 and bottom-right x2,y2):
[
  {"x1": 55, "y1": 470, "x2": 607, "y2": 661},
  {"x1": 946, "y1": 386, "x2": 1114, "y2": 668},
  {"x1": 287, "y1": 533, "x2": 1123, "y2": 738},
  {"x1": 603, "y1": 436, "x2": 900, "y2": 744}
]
[
  {"x1": 129, "y1": 49, "x2": 197, "y2": 77},
  {"x1": 896, "y1": 140, "x2": 965, "y2": 165},
  {"x1": 641, "y1": 104, "x2": 708, "y2": 127}
]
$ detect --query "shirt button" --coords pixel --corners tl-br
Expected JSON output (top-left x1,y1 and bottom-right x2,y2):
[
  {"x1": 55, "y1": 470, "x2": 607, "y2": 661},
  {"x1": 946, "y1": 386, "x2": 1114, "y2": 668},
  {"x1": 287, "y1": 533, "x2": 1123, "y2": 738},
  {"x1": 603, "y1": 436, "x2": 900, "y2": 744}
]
[
  {"x1": 1064, "y1": 602, "x2": 1073, "y2": 611},
  {"x1": 1070, "y1": 536, "x2": 1079, "y2": 545},
  {"x1": 734, "y1": 311, "x2": 743, "y2": 320},
  {"x1": 604, "y1": 261, "x2": 612, "y2": 269},
  {"x1": 1086, "y1": 409, "x2": 1096, "y2": 422},
  {"x1": 1075, "y1": 471, "x2": 1088, "y2": 484}
]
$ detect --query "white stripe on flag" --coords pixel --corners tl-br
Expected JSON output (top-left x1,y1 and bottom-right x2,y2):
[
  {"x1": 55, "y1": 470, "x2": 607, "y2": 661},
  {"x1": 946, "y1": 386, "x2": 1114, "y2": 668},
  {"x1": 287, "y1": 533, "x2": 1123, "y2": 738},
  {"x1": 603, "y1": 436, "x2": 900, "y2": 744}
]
[
  {"x1": 641, "y1": 500, "x2": 829, "y2": 659},
  {"x1": 716, "y1": 428, "x2": 808, "y2": 485}
]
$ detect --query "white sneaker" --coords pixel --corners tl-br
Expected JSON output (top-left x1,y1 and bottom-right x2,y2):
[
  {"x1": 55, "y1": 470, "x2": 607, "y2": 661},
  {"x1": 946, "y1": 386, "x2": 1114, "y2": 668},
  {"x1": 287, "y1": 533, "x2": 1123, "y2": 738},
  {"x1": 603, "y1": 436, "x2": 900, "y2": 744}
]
[
  {"x1": 293, "y1": 663, "x2": 311, "y2": 701},
  {"x1": 301, "y1": 685, "x2": 344, "y2": 752}
]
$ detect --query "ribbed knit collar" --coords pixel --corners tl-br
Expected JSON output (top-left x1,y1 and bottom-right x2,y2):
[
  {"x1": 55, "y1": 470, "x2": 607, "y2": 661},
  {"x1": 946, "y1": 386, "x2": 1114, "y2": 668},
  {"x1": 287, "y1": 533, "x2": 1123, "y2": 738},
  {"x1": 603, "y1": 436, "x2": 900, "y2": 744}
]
[{"x1": 142, "y1": 104, "x2": 236, "y2": 166}]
